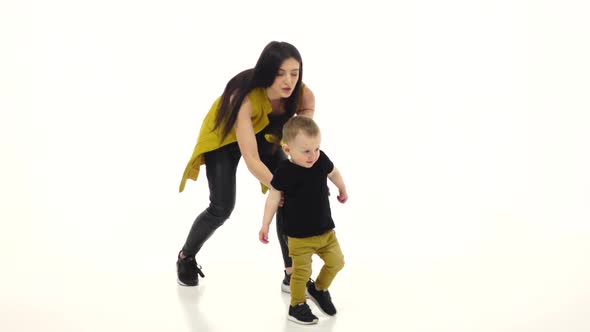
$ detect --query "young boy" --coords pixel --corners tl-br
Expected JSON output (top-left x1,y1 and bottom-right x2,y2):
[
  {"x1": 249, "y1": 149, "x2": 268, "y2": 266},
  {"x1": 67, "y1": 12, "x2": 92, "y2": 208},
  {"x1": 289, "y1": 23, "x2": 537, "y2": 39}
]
[{"x1": 259, "y1": 116, "x2": 348, "y2": 325}]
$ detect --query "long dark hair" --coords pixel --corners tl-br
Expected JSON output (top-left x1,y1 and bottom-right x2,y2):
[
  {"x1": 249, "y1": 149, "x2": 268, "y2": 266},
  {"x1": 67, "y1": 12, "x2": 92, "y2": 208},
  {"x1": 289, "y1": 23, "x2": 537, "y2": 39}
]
[{"x1": 213, "y1": 41, "x2": 304, "y2": 140}]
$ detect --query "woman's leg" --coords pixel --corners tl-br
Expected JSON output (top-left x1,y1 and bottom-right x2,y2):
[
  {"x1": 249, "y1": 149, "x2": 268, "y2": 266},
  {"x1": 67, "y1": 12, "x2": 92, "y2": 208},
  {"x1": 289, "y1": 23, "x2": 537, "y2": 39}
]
[
  {"x1": 177, "y1": 143, "x2": 241, "y2": 286},
  {"x1": 182, "y1": 143, "x2": 241, "y2": 257},
  {"x1": 276, "y1": 209, "x2": 292, "y2": 269},
  {"x1": 257, "y1": 134, "x2": 293, "y2": 290},
  {"x1": 257, "y1": 136, "x2": 292, "y2": 269}
]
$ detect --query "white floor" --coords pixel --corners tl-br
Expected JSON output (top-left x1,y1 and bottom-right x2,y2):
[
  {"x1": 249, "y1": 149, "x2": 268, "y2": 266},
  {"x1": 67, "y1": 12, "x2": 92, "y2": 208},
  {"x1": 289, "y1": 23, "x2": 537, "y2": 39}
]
[{"x1": 2, "y1": 190, "x2": 590, "y2": 332}]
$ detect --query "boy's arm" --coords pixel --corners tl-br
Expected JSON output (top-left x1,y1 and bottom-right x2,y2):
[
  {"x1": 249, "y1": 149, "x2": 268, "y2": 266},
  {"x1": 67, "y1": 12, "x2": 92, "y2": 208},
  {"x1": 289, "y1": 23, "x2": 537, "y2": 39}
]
[
  {"x1": 259, "y1": 187, "x2": 282, "y2": 243},
  {"x1": 328, "y1": 167, "x2": 348, "y2": 203}
]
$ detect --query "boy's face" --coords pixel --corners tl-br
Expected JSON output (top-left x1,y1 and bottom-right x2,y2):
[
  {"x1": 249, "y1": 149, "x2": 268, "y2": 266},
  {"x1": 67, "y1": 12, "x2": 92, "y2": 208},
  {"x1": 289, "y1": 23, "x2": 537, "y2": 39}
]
[{"x1": 283, "y1": 131, "x2": 321, "y2": 168}]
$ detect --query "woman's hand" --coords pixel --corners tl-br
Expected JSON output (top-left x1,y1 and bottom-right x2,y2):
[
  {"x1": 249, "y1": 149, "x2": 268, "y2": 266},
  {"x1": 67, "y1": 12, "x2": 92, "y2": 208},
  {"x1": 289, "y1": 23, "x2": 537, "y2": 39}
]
[{"x1": 278, "y1": 192, "x2": 285, "y2": 207}]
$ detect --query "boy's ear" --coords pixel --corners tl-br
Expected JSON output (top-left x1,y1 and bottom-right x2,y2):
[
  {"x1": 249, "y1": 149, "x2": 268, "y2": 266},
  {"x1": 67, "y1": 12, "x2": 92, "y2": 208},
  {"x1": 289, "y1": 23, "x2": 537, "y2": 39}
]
[{"x1": 282, "y1": 143, "x2": 290, "y2": 154}]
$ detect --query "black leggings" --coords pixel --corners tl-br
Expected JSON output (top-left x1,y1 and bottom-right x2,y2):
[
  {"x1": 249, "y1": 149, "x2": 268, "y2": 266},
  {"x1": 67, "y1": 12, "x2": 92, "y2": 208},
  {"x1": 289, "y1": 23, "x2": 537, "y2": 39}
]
[{"x1": 181, "y1": 133, "x2": 291, "y2": 268}]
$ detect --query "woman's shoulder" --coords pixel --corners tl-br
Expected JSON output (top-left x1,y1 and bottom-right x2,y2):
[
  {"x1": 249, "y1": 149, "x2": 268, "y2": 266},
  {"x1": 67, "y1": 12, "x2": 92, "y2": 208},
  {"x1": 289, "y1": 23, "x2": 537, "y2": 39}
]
[
  {"x1": 247, "y1": 87, "x2": 266, "y2": 103},
  {"x1": 297, "y1": 83, "x2": 315, "y2": 115},
  {"x1": 301, "y1": 83, "x2": 314, "y2": 100},
  {"x1": 246, "y1": 88, "x2": 272, "y2": 114}
]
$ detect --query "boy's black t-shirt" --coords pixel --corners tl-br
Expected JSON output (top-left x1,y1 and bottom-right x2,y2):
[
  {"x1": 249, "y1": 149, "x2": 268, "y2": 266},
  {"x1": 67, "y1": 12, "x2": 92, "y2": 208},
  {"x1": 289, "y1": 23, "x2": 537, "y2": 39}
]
[{"x1": 271, "y1": 150, "x2": 335, "y2": 238}]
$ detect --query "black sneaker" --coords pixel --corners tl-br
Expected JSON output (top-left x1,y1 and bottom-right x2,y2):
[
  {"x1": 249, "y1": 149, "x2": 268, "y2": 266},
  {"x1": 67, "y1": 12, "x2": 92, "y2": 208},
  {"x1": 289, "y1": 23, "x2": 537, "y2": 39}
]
[
  {"x1": 307, "y1": 280, "x2": 337, "y2": 316},
  {"x1": 281, "y1": 270, "x2": 291, "y2": 293},
  {"x1": 176, "y1": 252, "x2": 204, "y2": 286},
  {"x1": 288, "y1": 303, "x2": 318, "y2": 325}
]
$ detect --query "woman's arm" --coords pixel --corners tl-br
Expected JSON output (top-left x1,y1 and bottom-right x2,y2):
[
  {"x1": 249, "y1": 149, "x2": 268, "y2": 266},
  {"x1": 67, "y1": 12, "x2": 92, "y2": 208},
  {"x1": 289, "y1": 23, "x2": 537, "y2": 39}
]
[
  {"x1": 235, "y1": 97, "x2": 274, "y2": 188},
  {"x1": 297, "y1": 85, "x2": 315, "y2": 118}
]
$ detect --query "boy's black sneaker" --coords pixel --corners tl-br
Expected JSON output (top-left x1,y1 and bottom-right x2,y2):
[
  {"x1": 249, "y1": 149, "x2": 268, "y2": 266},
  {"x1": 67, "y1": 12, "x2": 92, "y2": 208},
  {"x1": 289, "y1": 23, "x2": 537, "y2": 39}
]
[
  {"x1": 288, "y1": 303, "x2": 318, "y2": 325},
  {"x1": 176, "y1": 252, "x2": 204, "y2": 286},
  {"x1": 307, "y1": 280, "x2": 337, "y2": 316},
  {"x1": 281, "y1": 270, "x2": 291, "y2": 293}
]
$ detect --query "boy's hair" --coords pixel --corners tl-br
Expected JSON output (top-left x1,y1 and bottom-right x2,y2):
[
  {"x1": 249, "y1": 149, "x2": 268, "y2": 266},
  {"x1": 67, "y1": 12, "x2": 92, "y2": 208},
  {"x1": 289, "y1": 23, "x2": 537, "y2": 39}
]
[{"x1": 282, "y1": 116, "x2": 320, "y2": 143}]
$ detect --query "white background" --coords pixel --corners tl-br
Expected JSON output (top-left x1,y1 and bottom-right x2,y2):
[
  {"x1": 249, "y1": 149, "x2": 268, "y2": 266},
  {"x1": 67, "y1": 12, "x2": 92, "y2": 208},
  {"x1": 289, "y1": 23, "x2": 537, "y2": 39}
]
[{"x1": 1, "y1": 0, "x2": 590, "y2": 331}]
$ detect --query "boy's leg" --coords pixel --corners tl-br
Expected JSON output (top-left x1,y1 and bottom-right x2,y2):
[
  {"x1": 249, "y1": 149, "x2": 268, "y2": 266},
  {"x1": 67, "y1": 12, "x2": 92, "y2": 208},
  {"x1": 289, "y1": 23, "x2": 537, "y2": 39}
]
[
  {"x1": 314, "y1": 230, "x2": 345, "y2": 290},
  {"x1": 288, "y1": 236, "x2": 316, "y2": 306},
  {"x1": 306, "y1": 231, "x2": 343, "y2": 316}
]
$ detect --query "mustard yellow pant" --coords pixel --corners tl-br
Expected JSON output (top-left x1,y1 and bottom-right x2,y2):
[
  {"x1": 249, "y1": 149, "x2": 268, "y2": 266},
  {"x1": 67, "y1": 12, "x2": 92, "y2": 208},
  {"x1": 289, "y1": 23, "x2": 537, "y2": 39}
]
[{"x1": 288, "y1": 230, "x2": 345, "y2": 306}]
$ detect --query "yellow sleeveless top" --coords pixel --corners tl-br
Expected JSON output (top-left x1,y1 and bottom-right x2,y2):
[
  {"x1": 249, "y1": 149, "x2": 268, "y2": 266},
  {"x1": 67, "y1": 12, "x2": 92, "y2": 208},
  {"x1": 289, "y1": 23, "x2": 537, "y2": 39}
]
[{"x1": 179, "y1": 87, "x2": 273, "y2": 193}]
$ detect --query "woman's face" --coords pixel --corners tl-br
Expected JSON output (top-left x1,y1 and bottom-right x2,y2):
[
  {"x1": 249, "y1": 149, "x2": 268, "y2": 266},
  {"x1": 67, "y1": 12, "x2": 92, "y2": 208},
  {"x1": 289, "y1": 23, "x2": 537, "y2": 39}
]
[{"x1": 267, "y1": 57, "x2": 300, "y2": 100}]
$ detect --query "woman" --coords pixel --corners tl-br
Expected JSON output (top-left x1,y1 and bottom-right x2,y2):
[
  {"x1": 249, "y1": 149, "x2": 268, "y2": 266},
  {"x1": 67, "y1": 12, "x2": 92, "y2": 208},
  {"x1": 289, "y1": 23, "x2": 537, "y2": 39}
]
[{"x1": 177, "y1": 41, "x2": 315, "y2": 291}]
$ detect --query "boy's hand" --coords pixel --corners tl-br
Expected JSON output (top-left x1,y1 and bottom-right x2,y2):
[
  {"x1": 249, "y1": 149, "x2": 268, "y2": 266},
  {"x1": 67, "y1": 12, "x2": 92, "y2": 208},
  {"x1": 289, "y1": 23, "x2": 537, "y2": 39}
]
[
  {"x1": 337, "y1": 190, "x2": 348, "y2": 203},
  {"x1": 259, "y1": 225, "x2": 270, "y2": 244}
]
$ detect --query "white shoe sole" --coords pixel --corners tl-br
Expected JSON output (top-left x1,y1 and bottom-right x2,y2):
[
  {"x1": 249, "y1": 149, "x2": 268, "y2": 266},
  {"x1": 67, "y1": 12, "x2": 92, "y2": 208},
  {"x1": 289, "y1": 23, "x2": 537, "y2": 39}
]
[
  {"x1": 177, "y1": 278, "x2": 198, "y2": 287},
  {"x1": 288, "y1": 315, "x2": 318, "y2": 325},
  {"x1": 281, "y1": 283, "x2": 291, "y2": 293}
]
